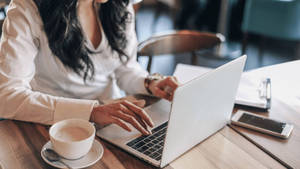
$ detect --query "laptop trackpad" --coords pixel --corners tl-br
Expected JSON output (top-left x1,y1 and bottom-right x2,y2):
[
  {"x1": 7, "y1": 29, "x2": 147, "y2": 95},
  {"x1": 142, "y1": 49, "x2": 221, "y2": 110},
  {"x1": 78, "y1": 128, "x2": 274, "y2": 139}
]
[
  {"x1": 97, "y1": 99, "x2": 171, "y2": 143},
  {"x1": 145, "y1": 99, "x2": 171, "y2": 125}
]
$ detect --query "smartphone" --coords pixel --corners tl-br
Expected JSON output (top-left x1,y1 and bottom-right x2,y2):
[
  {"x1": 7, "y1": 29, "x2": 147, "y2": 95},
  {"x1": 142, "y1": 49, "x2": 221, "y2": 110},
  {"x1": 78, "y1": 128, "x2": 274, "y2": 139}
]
[{"x1": 231, "y1": 110, "x2": 293, "y2": 138}]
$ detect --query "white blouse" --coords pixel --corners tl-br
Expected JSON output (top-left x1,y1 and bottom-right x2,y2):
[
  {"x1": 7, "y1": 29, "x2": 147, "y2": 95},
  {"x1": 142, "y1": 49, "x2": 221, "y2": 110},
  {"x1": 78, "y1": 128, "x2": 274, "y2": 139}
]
[{"x1": 0, "y1": 0, "x2": 148, "y2": 124}]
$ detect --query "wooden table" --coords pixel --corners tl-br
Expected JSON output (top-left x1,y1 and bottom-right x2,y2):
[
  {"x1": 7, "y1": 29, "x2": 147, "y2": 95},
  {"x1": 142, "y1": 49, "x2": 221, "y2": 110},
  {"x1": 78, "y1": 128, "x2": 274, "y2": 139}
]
[
  {"x1": 0, "y1": 120, "x2": 284, "y2": 169},
  {"x1": 2, "y1": 60, "x2": 300, "y2": 169},
  {"x1": 174, "y1": 60, "x2": 300, "y2": 169},
  {"x1": 230, "y1": 61, "x2": 300, "y2": 169}
]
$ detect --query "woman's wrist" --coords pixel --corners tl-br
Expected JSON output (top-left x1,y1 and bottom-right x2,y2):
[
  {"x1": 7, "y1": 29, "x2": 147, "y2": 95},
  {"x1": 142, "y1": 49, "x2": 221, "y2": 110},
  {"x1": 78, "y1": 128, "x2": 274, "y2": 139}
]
[
  {"x1": 90, "y1": 107, "x2": 96, "y2": 122},
  {"x1": 90, "y1": 101, "x2": 100, "y2": 122},
  {"x1": 144, "y1": 73, "x2": 164, "y2": 94}
]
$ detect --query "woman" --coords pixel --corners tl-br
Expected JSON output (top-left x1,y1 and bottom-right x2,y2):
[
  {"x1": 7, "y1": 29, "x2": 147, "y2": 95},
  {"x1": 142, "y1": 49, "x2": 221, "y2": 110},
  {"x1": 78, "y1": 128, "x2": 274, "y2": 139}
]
[{"x1": 0, "y1": 0, "x2": 178, "y2": 135}]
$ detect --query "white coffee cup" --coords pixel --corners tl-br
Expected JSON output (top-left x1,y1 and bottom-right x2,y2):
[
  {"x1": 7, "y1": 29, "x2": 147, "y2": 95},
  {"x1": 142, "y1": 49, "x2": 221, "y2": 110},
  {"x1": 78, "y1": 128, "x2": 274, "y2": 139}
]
[{"x1": 49, "y1": 119, "x2": 95, "y2": 159}]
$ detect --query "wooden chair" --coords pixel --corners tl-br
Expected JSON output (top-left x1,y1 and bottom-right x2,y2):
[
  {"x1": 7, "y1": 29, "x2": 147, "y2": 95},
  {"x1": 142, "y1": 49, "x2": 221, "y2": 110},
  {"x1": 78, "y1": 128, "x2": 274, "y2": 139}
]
[{"x1": 137, "y1": 30, "x2": 225, "y2": 72}]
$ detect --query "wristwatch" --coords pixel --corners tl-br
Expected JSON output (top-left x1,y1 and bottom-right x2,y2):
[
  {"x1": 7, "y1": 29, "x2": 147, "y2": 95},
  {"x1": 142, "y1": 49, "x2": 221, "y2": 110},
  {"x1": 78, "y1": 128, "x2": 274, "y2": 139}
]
[{"x1": 144, "y1": 73, "x2": 164, "y2": 94}]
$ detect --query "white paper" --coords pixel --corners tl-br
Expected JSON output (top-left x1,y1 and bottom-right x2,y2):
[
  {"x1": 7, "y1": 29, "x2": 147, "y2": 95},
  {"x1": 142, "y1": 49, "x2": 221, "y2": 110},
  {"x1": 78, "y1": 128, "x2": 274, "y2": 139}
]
[{"x1": 173, "y1": 64, "x2": 267, "y2": 108}]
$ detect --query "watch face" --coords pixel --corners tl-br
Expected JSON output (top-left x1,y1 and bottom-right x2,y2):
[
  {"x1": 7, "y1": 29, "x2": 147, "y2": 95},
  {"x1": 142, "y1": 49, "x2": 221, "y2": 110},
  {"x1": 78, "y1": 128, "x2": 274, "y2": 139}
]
[
  {"x1": 149, "y1": 73, "x2": 164, "y2": 80},
  {"x1": 145, "y1": 74, "x2": 164, "y2": 94}
]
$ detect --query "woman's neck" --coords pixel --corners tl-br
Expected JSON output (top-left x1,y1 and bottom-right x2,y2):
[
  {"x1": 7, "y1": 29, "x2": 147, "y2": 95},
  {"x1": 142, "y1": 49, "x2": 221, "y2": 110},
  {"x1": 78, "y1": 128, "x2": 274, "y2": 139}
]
[
  {"x1": 77, "y1": 0, "x2": 95, "y2": 11},
  {"x1": 78, "y1": 0, "x2": 94, "y2": 6},
  {"x1": 77, "y1": 0, "x2": 102, "y2": 49}
]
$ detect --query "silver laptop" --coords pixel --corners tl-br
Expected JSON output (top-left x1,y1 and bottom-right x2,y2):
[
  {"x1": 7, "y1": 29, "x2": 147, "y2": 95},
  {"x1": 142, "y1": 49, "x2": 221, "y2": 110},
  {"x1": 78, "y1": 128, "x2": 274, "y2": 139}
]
[{"x1": 97, "y1": 55, "x2": 247, "y2": 168}]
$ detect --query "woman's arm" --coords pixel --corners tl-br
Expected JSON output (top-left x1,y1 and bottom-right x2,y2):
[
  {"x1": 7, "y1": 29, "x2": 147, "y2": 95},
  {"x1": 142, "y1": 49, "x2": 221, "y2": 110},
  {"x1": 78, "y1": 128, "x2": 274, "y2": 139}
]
[
  {"x1": 114, "y1": 3, "x2": 179, "y2": 99},
  {"x1": 0, "y1": 0, "x2": 97, "y2": 125},
  {"x1": 114, "y1": 3, "x2": 149, "y2": 95}
]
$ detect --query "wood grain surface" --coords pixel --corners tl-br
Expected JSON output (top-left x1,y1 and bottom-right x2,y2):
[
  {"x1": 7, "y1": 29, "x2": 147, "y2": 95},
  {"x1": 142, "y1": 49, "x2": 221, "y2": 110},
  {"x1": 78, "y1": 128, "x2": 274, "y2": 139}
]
[
  {"x1": 231, "y1": 98, "x2": 300, "y2": 169},
  {"x1": 169, "y1": 126, "x2": 284, "y2": 169},
  {"x1": 0, "y1": 120, "x2": 284, "y2": 169},
  {"x1": 229, "y1": 61, "x2": 300, "y2": 169}
]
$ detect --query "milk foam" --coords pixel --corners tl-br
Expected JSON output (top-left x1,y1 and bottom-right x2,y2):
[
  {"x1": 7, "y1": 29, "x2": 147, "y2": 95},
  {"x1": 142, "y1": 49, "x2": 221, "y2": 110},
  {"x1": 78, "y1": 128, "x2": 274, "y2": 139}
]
[{"x1": 55, "y1": 127, "x2": 89, "y2": 141}]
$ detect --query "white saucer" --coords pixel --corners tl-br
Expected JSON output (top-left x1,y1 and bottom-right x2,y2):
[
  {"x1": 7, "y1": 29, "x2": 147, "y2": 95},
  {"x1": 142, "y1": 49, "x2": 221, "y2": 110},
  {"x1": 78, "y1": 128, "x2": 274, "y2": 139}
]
[{"x1": 41, "y1": 140, "x2": 103, "y2": 169}]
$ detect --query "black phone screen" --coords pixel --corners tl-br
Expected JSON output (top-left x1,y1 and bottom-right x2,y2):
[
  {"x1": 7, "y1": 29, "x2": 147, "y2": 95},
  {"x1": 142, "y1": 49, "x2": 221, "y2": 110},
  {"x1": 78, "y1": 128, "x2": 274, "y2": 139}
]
[{"x1": 238, "y1": 113, "x2": 286, "y2": 134}]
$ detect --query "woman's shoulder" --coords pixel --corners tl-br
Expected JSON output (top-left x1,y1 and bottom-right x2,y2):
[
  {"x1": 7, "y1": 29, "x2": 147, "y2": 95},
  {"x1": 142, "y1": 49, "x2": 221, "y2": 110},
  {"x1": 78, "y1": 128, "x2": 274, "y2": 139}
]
[
  {"x1": 6, "y1": 0, "x2": 42, "y2": 35},
  {"x1": 9, "y1": 0, "x2": 39, "y2": 14},
  {"x1": 7, "y1": 0, "x2": 41, "y2": 24}
]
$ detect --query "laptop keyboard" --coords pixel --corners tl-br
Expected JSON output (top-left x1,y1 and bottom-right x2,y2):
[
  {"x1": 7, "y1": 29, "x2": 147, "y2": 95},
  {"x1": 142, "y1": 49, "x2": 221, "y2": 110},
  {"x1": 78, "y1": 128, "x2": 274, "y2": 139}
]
[{"x1": 126, "y1": 121, "x2": 168, "y2": 161}]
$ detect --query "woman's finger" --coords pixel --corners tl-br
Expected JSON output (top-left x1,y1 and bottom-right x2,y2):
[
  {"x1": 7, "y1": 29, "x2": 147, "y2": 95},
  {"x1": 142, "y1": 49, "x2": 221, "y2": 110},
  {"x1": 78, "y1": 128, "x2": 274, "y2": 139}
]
[
  {"x1": 111, "y1": 116, "x2": 132, "y2": 132},
  {"x1": 122, "y1": 100, "x2": 154, "y2": 127},
  {"x1": 152, "y1": 86, "x2": 172, "y2": 101},
  {"x1": 119, "y1": 104, "x2": 148, "y2": 131},
  {"x1": 131, "y1": 99, "x2": 146, "y2": 108},
  {"x1": 113, "y1": 110, "x2": 150, "y2": 135},
  {"x1": 172, "y1": 76, "x2": 179, "y2": 82},
  {"x1": 157, "y1": 77, "x2": 179, "y2": 89}
]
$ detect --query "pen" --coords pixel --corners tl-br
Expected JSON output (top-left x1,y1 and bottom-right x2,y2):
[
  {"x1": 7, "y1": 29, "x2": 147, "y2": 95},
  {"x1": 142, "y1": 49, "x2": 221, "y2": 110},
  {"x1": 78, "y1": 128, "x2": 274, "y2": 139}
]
[
  {"x1": 258, "y1": 78, "x2": 271, "y2": 109},
  {"x1": 266, "y1": 78, "x2": 271, "y2": 109}
]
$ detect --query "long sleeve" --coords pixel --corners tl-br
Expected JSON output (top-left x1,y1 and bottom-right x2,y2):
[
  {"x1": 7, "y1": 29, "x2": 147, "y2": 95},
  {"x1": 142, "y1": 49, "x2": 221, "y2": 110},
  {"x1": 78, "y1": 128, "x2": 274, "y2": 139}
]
[
  {"x1": 0, "y1": 0, "x2": 97, "y2": 125},
  {"x1": 114, "y1": 3, "x2": 149, "y2": 95}
]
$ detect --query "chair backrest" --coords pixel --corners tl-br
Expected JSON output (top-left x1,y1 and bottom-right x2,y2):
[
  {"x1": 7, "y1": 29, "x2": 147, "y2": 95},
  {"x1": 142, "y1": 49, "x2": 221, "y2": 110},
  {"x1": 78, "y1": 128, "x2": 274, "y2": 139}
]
[
  {"x1": 242, "y1": 0, "x2": 300, "y2": 40},
  {"x1": 138, "y1": 30, "x2": 224, "y2": 56}
]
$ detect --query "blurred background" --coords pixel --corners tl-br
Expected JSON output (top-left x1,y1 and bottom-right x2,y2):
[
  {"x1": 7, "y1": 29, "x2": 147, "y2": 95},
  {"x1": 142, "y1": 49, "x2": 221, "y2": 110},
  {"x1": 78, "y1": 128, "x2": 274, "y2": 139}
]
[
  {"x1": 0, "y1": 0, "x2": 299, "y2": 75},
  {"x1": 135, "y1": 0, "x2": 300, "y2": 75}
]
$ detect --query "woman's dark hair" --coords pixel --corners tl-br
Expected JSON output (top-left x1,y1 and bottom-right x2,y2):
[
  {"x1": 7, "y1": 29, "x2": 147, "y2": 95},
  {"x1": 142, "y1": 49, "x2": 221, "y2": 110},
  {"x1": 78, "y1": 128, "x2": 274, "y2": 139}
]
[{"x1": 33, "y1": 0, "x2": 130, "y2": 81}]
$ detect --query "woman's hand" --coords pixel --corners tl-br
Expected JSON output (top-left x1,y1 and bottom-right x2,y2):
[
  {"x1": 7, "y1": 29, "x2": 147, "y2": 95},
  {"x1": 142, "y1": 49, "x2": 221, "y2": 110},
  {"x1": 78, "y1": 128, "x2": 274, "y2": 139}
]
[
  {"x1": 148, "y1": 76, "x2": 179, "y2": 101},
  {"x1": 90, "y1": 100, "x2": 154, "y2": 135}
]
